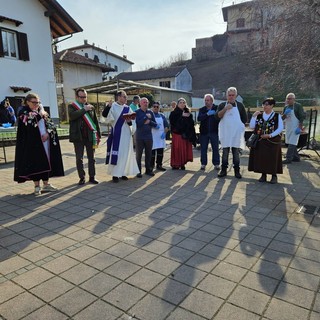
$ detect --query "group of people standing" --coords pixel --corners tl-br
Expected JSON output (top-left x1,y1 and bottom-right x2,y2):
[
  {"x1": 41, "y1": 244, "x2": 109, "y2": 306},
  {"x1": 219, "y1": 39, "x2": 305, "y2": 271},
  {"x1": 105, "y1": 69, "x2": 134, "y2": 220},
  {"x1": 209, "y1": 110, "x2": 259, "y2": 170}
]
[
  {"x1": 197, "y1": 87, "x2": 247, "y2": 179},
  {"x1": 248, "y1": 93, "x2": 305, "y2": 183},
  {"x1": 196, "y1": 88, "x2": 305, "y2": 184},
  {"x1": 104, "y1": 91, "x2": 169, "y2": 182},
  {"x1": 12, "y1": 87, "x2": 305, "y2": 195}
]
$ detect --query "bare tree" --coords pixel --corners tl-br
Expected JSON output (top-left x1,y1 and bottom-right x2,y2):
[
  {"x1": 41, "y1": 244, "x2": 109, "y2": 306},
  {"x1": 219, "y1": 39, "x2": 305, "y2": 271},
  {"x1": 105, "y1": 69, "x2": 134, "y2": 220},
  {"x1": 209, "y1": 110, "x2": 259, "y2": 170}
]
[
  {"x1": 156, "y1": 52, "x2": 190, "y2": 69},
  {"x1": 256, "y1": 0, "x2": 320, "y2": 94}
]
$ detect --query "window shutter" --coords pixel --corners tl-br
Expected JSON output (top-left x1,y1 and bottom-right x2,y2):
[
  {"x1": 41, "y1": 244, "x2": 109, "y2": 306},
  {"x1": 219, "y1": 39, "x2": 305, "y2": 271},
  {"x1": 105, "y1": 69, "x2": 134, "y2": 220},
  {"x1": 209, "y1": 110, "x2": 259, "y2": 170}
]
[
  {"x1": 0, "y1": 29, "x2": 4, "y2": 57},
  {"x1": 17, "y1": 32, "x2": 29, "y2": 61}
]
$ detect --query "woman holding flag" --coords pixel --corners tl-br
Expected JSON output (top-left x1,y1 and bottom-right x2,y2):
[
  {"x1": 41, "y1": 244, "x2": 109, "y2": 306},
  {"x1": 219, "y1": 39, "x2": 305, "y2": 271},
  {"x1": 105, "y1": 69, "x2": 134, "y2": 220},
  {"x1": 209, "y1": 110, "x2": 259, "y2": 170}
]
[{"x1": 68, "y1": 88, "x2": 101, "y2": 185}]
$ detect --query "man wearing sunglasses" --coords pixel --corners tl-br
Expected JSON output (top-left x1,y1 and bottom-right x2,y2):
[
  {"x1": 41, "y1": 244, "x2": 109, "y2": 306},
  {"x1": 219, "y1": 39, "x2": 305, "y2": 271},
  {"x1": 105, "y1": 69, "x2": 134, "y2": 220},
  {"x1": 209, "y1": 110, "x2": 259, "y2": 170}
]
[{"x1": 68, "y1": 88, "x2": 101, "y2": 185}]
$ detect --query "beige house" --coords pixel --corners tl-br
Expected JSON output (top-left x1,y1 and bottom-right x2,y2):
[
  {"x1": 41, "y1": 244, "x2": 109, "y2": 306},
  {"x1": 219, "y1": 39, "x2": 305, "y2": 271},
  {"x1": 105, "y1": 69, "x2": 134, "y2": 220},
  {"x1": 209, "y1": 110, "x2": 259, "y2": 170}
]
[
  {"x1": 54, "y1": 50, "x2": 114, "y2": 121},
  {"x1": 192, "y1": 0, "x2": 283, "y2": 61},
  {"x1": 63, "y1": 40, "x2": 134, "y2": 80}
]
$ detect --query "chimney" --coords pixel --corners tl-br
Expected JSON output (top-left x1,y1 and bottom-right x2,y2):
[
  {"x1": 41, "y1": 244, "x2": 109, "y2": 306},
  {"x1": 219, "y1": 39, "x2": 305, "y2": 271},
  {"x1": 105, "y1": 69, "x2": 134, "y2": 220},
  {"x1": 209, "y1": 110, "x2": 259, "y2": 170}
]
[{"x1": 84, "y1": 39, "x2": 88, "y2": 45}]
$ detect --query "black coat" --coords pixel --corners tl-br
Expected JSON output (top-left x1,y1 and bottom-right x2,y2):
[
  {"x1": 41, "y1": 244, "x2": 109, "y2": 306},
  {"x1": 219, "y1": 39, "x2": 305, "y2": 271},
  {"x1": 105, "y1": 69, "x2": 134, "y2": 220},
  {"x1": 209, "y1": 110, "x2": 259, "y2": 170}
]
[
  {"x1": 0, "y1": 105, "x2": 10, "y2": 125},
  {"x1": 14, "y1": 106, "x2": 64, "y2": 183},
  {"x1": 169, "y1": 107, "x2": 197, "y2": 146}
]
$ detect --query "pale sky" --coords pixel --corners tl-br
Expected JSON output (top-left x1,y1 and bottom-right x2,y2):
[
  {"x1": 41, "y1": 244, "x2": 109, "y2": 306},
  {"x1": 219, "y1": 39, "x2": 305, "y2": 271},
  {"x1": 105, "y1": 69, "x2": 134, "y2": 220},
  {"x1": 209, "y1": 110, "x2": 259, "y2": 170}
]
[{"x1": 57, "y1": 0, "x2": 247, "y2": 71}]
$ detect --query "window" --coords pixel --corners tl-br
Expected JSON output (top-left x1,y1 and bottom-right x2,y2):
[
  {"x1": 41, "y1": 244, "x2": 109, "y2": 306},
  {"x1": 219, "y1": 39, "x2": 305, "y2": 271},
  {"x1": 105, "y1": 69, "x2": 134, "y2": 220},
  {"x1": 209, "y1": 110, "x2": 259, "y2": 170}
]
[
  {"x1": 2, "y1": 29, "x2": 17, "y2": 58},
  {"x1": 84, "y1": 53, "x2": 88, "y2": 58},
  {"x1": 0, "y1": 28, "x2": 29, "y2": 61},
  {"x1": 159, "y1": 81, "x2": 171, "y2": 88},
  {"x1": 114, "y1": 65, "x2": 118, "y2": 71},
  {"x1": 236, "y1": 18, "x2": 245, "y2": 28}
]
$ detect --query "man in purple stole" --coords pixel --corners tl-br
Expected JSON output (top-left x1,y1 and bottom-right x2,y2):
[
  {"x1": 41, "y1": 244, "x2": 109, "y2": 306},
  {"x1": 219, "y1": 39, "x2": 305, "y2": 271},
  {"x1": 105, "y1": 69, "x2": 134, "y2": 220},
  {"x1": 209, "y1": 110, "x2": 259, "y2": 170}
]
[{"x1": 105, "y1": 90, "x2": 139, "y2": 182}]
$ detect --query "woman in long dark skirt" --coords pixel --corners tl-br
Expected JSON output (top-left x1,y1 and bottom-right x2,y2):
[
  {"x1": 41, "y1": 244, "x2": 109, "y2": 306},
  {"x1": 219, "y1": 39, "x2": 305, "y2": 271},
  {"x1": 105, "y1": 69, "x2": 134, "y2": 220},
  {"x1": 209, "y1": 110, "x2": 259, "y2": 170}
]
[
  {"x1": 14, "y1": 93, "x2": 64, "y2": 195},
  {"x1": 248, "y1": 98, "x2": 283, "y2": 184},
  {"x1": 169, "y1": 98, "x2": 196, "y2": 170}
]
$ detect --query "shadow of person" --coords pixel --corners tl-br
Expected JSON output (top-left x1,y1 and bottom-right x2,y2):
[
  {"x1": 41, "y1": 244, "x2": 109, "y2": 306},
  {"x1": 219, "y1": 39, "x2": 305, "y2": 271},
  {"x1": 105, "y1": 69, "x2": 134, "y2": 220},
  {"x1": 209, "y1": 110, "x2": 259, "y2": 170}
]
[
  {"x1": 239, "y1": 157, "x2": 319, "y2": 301},
  {"x1": 133, "y1": 172, "x2": 247, "y2": 318},
  {"x1": 90, "y1": 170, "x2": 195, "y2": 238}
]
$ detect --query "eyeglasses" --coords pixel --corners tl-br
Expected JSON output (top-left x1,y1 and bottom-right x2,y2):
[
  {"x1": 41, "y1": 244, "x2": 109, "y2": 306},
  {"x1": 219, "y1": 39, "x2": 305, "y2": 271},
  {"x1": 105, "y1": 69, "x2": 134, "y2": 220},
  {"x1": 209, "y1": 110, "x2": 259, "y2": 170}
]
[
  {"x1": 29, "y1": 101, "x2": 40, "y2": 105},
  {"x1": 263, "y1": 103, "x2": 270, "y2": 106},
  {"x1": 77, "y1": 95, "x2": 87, "y2": 99},
  {"x1": 153, "y1": 105, "x2": 159, "y2": 108}
]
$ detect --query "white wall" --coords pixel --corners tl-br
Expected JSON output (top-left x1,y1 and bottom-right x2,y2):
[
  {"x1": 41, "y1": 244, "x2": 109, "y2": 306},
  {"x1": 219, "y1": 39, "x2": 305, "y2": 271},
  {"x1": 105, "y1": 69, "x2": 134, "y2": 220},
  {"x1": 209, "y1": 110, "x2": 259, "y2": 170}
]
[
  {"x1": 175, "y1": 68, "x2": 192, "y2": 92},
  {"x1": 0, "y1": 0, "x2": 59, "y2": 118},
  {"x1": 72, "y1": 47, "x2": 133, "y2": 77},
  {"x1": 61, "y1": 62, "x2": 104, "y2": 103},
  {"x1": 192, "y1": 97, "x2": 225, "y2": 108}
]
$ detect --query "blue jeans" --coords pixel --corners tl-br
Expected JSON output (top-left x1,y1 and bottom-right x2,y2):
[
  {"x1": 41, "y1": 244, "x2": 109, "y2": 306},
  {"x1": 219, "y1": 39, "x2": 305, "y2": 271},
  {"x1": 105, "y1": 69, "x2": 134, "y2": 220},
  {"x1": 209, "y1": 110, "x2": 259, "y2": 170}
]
[
  {"x1": 200, "y1": 132, "x2": 220, "y2": 166},
  {"x1": 221, "y1": 147, "x2": 240, "y2": 169}
]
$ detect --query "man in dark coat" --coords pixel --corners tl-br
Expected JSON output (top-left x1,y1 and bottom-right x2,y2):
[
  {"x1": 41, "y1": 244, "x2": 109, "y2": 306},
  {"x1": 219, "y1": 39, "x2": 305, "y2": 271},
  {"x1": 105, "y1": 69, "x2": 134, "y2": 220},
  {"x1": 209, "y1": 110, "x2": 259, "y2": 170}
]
[
  {"x1": 197, "y1": 94, "x2": 220, "y2": 171},
  {"x1": 68, "y1": 88, "x2": 101, "y2": 185}
]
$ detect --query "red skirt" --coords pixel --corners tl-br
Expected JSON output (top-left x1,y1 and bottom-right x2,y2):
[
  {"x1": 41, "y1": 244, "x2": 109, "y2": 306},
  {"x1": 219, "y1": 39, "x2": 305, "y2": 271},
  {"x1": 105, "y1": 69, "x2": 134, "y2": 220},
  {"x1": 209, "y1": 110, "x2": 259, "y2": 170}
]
[{"x1": 170, "y1": 133, "x2": 193, "y2": 168}]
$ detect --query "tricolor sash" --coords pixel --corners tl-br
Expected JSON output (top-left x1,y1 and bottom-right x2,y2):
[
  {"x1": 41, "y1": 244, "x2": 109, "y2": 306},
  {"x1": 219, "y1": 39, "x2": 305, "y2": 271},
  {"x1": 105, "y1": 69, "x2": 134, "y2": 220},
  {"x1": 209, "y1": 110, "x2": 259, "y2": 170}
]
[
  {"x1": 106, "y1": 106, "x2": 129, "y2": 165},
  {"x1": 71, "y1": 101, "x2": 100, "y2": 148}
]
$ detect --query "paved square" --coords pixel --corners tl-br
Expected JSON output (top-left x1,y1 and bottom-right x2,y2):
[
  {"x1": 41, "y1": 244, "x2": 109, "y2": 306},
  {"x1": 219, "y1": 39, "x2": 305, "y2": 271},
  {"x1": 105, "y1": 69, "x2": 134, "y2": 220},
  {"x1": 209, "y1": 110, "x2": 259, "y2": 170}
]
[{"x1": 0, "y1": 140, "x2": 319, "y2": 319}]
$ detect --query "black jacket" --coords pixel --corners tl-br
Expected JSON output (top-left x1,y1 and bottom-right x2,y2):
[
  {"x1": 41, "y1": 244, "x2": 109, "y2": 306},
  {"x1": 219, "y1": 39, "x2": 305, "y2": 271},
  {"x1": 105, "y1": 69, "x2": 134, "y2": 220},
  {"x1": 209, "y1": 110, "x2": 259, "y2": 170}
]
[
  {"x1": 14, "y1": 106, "x2": 64, "y2": 183},
  {"x1": 169, "y1": 106, "x2": 197, "y2": 146},
  {"x1": 68, "y1": 103, "x2": 101, "y2": 143},
  {"x1": 197, "y1": 105, "x2": 220, "y2": 134},
  {"x1": 217, "y1": 101, "x2": 247, "y2": 124}
]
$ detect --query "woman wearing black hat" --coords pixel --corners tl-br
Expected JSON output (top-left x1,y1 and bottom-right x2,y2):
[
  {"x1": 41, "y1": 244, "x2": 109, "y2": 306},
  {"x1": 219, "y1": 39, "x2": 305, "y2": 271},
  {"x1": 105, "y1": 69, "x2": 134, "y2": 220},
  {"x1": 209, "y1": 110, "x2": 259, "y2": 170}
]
[{"x1": 248, "y1": 98, "x2": 284, "y2": 184}]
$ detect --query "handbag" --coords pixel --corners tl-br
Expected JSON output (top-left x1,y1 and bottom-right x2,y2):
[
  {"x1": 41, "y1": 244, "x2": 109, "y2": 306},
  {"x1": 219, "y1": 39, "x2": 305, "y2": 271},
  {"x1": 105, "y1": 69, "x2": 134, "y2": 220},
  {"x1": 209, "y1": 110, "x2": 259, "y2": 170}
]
[{"x1": 246, "y1": 133, "x2": 259, "y2": 148}]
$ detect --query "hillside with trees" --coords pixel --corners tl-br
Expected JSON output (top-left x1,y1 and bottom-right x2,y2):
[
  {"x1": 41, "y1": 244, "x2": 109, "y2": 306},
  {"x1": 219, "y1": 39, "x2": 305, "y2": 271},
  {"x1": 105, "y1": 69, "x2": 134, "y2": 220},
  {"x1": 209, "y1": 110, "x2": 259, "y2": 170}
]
[{"x1": 154, "y1": 0, "x2": 320, "y2": 105}]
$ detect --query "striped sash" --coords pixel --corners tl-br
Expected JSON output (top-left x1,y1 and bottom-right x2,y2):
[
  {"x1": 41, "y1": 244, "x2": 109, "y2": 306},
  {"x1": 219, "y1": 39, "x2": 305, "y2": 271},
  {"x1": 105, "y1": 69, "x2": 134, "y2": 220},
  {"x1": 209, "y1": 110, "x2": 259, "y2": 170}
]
[{"x1": 71, "y1": 101, "x2": 100, "y2": 148}]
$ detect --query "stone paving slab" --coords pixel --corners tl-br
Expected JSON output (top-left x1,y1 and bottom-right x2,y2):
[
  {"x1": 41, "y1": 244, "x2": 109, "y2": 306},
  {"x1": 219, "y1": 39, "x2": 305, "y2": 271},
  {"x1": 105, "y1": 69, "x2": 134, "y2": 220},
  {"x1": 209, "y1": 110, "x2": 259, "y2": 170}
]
[{"x1": 0, "y1": 140, "x2": 319, "y2": 319}]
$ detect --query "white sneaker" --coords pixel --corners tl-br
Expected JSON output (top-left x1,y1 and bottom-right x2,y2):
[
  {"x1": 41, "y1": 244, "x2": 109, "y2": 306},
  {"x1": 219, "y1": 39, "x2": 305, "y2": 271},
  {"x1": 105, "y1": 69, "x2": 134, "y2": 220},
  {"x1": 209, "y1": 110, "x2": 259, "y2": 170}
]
[
  {"x1": 42, "y1": 184, "x2": 58, "y2": 192},
  {"x1": 200, "y1": 165, "x2": 206, "y2": 170},
  {"x1": 214, "y1": 165, "x2": 221, "y2": 170},
  {"x1": 34, "y1": 186, "x2": 41, "y2": 196}
]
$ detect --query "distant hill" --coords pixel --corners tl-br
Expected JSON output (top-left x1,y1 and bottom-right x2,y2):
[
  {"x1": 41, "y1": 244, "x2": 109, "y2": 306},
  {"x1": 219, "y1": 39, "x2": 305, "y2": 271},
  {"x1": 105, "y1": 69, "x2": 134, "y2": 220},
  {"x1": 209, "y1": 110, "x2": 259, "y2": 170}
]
[
  {"x1": 186, "y1": 51, "x2": 319, "y2": 106},
  {"x1": 187, "y1": 54, "x2": 259, "y2": 96}
]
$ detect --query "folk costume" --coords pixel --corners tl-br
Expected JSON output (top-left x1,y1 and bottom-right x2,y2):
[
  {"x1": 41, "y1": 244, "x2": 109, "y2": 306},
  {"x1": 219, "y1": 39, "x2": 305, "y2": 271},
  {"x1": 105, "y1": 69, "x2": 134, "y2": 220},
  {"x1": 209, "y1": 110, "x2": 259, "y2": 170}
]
[
  {"x1": 169, "y1": 106, "x2": 196, "y2": 169},
  {"x1": 105, "y1": 102, "x2": 139, "y2": 178},
  {"x1": 14, "y1": 106, "x2": 64, "y2": 183},
  {"x1": 248, "y1": 112, "x2": 283, "y2": 175}
]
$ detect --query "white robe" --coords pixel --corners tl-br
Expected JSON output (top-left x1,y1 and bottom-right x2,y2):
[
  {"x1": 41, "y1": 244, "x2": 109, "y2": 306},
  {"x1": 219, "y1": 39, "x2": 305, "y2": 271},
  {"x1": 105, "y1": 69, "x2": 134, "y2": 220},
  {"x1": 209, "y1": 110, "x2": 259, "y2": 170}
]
[
  {"x1": 105, "y1": 102, "x2": 139, "y2": 177},
  {"x1": 219, "y1": 103, "x2": 245, "y2": 148}
]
